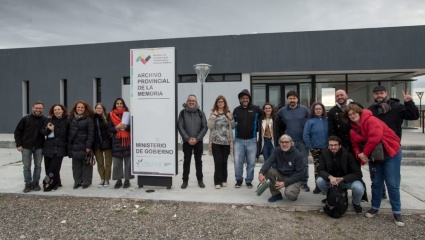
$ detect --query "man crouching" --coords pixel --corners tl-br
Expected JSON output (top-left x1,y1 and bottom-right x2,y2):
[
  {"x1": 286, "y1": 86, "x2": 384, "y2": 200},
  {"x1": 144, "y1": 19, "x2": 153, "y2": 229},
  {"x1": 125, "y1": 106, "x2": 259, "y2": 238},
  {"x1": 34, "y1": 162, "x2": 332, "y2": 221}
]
[{"x1": 258, "y1": 134, "x2": 304, "y2": 202}]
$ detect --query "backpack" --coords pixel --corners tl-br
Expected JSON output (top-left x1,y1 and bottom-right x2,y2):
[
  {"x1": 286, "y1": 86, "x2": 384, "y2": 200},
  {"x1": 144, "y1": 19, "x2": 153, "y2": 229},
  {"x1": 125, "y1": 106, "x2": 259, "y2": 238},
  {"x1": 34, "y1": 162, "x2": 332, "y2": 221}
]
[{"x1": 323, "y1": 185, "x2": 348, "y2": 218}]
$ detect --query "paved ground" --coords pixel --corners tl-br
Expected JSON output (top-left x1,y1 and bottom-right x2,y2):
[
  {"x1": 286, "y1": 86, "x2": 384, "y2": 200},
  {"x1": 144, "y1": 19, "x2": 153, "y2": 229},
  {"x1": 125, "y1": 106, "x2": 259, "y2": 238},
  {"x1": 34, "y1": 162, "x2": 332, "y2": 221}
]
[{"x1": 1, "y1": 129, "x2": 425, "y2": 214}]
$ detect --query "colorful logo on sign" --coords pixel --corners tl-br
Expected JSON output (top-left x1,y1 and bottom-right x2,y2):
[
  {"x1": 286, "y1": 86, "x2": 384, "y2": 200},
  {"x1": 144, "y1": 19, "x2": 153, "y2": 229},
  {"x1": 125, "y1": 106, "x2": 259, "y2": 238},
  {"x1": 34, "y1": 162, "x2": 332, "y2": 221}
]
[{"x1": 136, "y1": 54, "x2": 151, "y2": 64}]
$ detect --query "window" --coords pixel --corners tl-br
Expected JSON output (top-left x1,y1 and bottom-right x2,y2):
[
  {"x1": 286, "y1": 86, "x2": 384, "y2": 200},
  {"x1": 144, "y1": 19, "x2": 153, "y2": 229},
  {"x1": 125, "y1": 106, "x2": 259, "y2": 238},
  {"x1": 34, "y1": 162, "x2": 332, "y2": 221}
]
[
  {"x1": 178, "y1": 74, "x2": 241, "y2": 83},
  {"x1": 123, "y1": 77, "x2": 130, "y2": 85},
  {"x1": 94, "y1": 78, "x2": 101, "y2": 103},
  {"x1": 60, "y1": 79, "x2": 68, "y2": 108},
  {"x1": 22, "y1": 80, "x2": 29, "y2": 115}
]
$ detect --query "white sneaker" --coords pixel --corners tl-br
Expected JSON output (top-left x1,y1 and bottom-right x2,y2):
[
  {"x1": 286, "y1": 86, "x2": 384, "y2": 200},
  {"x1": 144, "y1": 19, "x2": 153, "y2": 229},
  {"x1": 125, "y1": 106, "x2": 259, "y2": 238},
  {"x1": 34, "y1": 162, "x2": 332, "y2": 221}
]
[
  {"x1": 222, "y1": 182, "x2": 227, "y2": 187},
  {"x1": 103, "y1": 180, "x2": 109, "y2": 187},
  {"x1": 98, "y1": 180, "x2": 105, "y2": 187},
  {"x1": 215, "y1": 185, "x2": 221, "y2": 189}
]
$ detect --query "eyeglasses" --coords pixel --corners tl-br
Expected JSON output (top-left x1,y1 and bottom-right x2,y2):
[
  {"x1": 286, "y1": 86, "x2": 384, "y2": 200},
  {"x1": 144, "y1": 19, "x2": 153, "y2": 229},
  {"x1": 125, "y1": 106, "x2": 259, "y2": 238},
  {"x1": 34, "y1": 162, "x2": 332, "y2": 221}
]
[
  {"x1": 348, "y1": 112, "x2": 357, "y2": 117},
  {"x1": 329, "y1": 144, "x2": 340, "y2": 147},
  {"x1": 279, "y1": 141, "x2": 291, "y2": 144}
]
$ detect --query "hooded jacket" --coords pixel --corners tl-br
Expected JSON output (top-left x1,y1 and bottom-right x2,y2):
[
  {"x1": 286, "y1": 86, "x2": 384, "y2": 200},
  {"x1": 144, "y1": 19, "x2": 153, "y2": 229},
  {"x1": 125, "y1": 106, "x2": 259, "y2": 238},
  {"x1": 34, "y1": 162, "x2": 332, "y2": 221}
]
[
  {"x1": 233, "y1": 89, "x2": 261, "y2": 140},
  {"x1": 177, "y1": 102, "x2": 207, "y2": 142},
  {"x1": 349, "y1": 109, "x2": 400, "y2": 164}
]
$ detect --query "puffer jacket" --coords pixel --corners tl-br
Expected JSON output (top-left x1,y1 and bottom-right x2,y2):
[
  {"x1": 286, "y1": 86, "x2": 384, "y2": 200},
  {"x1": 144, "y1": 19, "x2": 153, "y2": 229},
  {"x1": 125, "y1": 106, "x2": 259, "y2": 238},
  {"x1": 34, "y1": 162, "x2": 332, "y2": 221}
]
[
  {"x1": 108, "y1": 117, "x2": 131, "y2": 158},
  {"x1": 68, "y1": 116, "x2": 94, "y2": 160},
  {"x1": 40, "y1": 114, "x2": 69, "y2": 158},
  {"x1": 93, "y1": 114, "x2": 112, "y2": 151}
]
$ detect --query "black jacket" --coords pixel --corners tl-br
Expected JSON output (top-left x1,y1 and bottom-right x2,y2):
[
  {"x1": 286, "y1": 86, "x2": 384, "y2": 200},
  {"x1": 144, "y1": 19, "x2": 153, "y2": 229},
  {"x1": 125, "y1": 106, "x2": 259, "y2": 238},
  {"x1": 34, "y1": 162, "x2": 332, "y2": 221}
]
[
  {"x1": 93, "y1": 114, "x2": 112, "y2": 151},
  {"x1": 108, "y1": 117, "x2": 131, "y2": 158},
  {"x1": 40, "y1": 115, "x2": 68, "y2": 158},
  {"x1": 259, "y1": 146, "x2": 304, "y2": 187},
  {"x1": 327, "y1": 105, "x2": 351, "y2": 150},
  {"x1": 68, "y1": 116, "x2": 94, "y2": 160},
  {"x1": 318, "y1": 147, "x2": 362, "y2": 183},
  {"x1": 14, "y1": 113, "x2": 45, "y2": 149},
  {"x1": 368, "y1": 98, "x2": 419, "y2": 139}
]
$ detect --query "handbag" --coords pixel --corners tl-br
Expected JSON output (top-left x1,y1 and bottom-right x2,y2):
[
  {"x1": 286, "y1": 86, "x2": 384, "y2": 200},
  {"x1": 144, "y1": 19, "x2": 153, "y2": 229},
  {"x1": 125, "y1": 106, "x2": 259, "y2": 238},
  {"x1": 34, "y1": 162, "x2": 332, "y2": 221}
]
[
  {"x1": 359, "y1": 142, "x2": 385, "y2": 161},
  {"x1": 85, "y1": 151, "x2": 96, "y2": 166}
]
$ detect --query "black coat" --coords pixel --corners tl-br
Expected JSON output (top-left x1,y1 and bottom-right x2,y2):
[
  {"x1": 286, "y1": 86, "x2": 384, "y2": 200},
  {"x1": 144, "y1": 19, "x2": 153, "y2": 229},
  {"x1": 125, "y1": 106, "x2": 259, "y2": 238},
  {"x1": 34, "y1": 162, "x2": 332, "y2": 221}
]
[
  {"x1": 93, "y1": 114, "x2": 112, "y2": 151},
  {"x1": 40, "y1": 115, "x2": 69, "y2": 158},
  {"x1": 14, "y1": 114, "x2": 46, "y2": 149},
  {"x1": 68, "y1": 116, "x2": 94, "y2": 160},
  {"x1": 327, "y1": 105, "x2": 351, "y2": 150},
  {"x1": 318, "y1": 148, "x2": 362, "y2": 183},
  {"x1": 108, "y1": 117, "x2": 131, "y2": 158}
]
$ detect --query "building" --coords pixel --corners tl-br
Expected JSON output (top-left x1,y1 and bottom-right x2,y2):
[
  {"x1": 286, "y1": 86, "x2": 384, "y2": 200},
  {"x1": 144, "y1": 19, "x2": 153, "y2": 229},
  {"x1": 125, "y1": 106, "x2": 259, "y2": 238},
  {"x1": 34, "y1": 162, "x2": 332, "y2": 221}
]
[{"x1": 1, "y1": 25, "x2": 425, "y2": 133}]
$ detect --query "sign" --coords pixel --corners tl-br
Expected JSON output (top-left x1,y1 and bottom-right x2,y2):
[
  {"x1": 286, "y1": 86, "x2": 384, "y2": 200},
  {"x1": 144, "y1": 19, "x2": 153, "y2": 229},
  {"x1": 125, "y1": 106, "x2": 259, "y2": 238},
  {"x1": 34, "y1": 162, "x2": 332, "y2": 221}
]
[{"x1": 130, "y1": 47, "x2": 176, "y2": 176}]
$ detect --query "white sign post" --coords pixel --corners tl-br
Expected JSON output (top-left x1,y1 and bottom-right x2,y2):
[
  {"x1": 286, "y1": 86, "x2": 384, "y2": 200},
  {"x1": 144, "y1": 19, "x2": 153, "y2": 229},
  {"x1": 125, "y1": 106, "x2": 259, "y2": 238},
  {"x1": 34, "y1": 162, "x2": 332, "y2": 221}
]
[{"x1": 130, "y1": 47, "x2": 177, "y2": 188}]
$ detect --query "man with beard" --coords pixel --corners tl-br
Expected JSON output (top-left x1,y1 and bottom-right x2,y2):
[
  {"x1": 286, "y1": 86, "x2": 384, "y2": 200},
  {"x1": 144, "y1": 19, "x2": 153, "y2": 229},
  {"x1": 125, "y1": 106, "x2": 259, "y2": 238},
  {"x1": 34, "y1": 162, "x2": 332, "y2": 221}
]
[
  {"x1": 233, "y1": 89, "x2": 262, "y2": 188},
  {"x1": 275, "y1": 91, "x2": 310, "y2": 191},
  {"x1": 178, "y1": 94, "x2": 208, "y2": 189},
  {"x1": 328, "y1": 90, "x2": 353, "y2": 152},
  {"x1": 368, "y1": 86, "x2": 418, "y2": 199},
  {"x1": 14, "y1": 101, "x2": 46, "y2": 193}
]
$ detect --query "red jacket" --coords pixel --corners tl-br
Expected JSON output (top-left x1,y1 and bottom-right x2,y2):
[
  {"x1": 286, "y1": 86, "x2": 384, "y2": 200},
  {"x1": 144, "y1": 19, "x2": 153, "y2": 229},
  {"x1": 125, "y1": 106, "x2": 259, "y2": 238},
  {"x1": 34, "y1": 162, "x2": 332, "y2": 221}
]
[{"x1": 350, "y1": 109, "x2": 400, "y2": 165}]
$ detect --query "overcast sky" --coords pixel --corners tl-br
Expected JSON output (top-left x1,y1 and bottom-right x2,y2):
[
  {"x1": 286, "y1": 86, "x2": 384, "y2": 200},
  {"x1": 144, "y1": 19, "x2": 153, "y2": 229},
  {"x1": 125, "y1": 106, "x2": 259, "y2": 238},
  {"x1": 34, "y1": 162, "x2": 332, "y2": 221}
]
[{"x1": 1, "y1": 0, "x2": 425, "y2": 98}]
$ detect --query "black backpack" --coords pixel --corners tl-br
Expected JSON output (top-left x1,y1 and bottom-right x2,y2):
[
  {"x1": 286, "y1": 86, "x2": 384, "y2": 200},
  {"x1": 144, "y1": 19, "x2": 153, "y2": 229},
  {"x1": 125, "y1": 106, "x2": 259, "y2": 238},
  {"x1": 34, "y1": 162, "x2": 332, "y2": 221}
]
[{"x1": 323, "y1": 185, "x2": 348, "y2": 218}]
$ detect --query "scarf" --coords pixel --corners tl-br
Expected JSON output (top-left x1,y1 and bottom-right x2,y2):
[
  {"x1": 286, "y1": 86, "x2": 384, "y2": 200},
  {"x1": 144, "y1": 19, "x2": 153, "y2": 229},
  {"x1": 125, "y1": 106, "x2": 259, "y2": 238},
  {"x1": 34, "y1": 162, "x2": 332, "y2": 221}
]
[
  {"x1": 182, "y1": 102, "x2": 199, "y2": 112},
  {"x1": 74, "y1": 112, "x2": 83, "y2": 119},
  {"x1": 110, "y1": 109, "x2": 130, "y2": 147},
  {"x1": 373, "y1": 96, "x2": 391, "y2": 115},
  {"x1": 336, "y1": 99, "x2": 353, "y2": 110}
]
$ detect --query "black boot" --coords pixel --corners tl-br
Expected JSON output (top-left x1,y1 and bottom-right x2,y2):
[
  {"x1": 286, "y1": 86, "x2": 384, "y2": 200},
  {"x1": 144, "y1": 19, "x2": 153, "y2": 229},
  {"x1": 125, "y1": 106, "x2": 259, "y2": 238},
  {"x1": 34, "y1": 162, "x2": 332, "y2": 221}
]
[
  {"x1": 181, "y1": 180, "x2": 188, "y2": 189},
  {"x1": 114, "y1": 179, "x2": 123, "y2": 189},
  {"x1": 313, "y1": 185, "x2": 321, "y2": 194}
]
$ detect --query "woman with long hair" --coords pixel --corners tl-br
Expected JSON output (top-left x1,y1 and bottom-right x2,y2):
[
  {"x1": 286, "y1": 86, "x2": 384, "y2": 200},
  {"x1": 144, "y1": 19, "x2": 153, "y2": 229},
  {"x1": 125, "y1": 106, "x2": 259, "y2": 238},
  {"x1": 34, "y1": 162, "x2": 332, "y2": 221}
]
[
  {"x1": 40, "y1": 104, "x2": 68, "y2": 192},
  {"x1": 257, "y1": 103, "x2": 276, "y2": 162},
  {"x1": 93, "y1": 103, "x2": 113, "y2": 187},
  {"x1": 303, "y1": 102, "x2": 328, "y2": 194},
  {"x1": 207, "y1": 95, "x2": 235, "y2": 189},
  {"x1": 343, "y1": 103, "x2": 404, "y2": 227},
  {"x1": 108, "y1": 98, "x2": 133, "y2": 189},
  {"x1": 68, "y1": 100, "x2": 95, "y2": 189}
]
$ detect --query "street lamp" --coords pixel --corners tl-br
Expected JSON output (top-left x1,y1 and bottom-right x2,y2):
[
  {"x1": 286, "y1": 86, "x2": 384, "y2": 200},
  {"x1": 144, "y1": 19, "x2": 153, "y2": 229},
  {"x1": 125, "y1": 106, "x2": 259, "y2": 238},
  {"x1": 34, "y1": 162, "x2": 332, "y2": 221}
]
[
  {"x1": 416, "y1": 91, "x2": 424, "y2": 132},
  {"x1": 193, "y1": 63, "x2": 212, "y2": 110}
]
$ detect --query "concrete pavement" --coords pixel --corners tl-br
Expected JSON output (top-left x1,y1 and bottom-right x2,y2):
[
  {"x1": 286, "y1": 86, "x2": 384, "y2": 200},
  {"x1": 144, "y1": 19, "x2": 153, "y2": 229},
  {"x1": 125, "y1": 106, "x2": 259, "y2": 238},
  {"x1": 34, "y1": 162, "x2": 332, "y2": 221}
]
[{"x1": 1, "y1": 134, "x2": 424, "y2": 214}]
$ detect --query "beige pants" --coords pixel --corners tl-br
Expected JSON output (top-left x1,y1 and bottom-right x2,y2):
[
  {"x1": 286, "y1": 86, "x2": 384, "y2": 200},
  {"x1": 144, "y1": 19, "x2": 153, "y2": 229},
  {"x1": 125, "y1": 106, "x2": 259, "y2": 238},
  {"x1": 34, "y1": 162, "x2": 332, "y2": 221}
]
[{"x1": 265, "y1": 168, "x2": 302, "y2": 201}]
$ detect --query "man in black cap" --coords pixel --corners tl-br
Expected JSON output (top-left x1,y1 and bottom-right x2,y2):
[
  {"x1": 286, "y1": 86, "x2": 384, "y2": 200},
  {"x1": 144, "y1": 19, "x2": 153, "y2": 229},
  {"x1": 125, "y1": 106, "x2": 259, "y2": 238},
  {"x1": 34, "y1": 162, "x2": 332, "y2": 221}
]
[
  {"x1": 233, "y1": 89, "x2": 262, "y2": 188},
  {"x1": 368, "y1": 85, "x2": 419, "y2": 199}
]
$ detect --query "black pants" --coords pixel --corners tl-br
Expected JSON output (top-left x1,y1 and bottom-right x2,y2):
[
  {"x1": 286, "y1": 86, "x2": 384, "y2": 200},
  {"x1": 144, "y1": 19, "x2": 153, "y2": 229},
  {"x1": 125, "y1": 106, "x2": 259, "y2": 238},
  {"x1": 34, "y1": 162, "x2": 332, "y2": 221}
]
[
  {"x1": 44, "y1": 155, "x2": 63, "y2": 188},
  {"x1": 182, "y1": 141, "x2": 203, "y2": 181},
  {"x1": 212, "y1": 143, "x2": 230, "y2": 185}
]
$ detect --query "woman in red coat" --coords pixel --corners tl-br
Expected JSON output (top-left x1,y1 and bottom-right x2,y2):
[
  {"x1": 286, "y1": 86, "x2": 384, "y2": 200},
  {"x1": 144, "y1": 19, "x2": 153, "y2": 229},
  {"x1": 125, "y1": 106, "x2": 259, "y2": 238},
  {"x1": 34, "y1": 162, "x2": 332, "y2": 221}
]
[{"x1": 343, "y1": 103, "x2": 404, "y2": 227}]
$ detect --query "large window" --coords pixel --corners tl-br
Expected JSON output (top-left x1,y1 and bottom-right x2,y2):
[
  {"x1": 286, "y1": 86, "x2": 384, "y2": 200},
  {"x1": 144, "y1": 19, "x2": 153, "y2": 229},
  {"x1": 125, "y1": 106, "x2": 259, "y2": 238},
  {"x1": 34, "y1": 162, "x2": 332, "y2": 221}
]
[{"x1": 179, "y1": 74, "x2": 241, "y2": 83}]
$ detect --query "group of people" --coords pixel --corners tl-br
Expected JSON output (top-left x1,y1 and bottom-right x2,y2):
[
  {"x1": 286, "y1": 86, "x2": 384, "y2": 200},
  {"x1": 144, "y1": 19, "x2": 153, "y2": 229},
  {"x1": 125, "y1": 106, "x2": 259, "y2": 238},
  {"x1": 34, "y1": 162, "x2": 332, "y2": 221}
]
[
  {"x1": 14, "y1": 98, "x2": 133, "y2": 192},
  {"x1": 179, "y1": 86, "x2": 418, "y2": 227}
]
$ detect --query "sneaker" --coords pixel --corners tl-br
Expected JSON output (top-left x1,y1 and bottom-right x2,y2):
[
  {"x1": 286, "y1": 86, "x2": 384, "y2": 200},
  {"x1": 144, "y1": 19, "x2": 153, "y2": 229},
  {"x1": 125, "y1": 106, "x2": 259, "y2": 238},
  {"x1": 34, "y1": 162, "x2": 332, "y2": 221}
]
[
  {"x1": 246, "y1": 183, "x2": 253, "y2": 188},
  {"x1": 123, "y1": 179, "x2": 130, "y2": 188},
  {"x1": 114, "y1": 179, "x2": 123, "y2": 189},
  {"x1": 23, "y1": 184, "x2": 32, "y2": 193},
  {"x1": 32, "y1": 184, "x2": 41, "y2": 191},
  {"x1": 313, "y1": 186, "x2": 321, "y2": 194},
  {"x1": 302, "y1": 184, "x2": 310, "y2": 192},
  {"x1": 98, "y1": 180, "x2": 105, "y2": 187},
  {"x1": 235, "y1": 180, "x2": 242, "y2": 188},
  {"x1": 198, "y1": 180, "x2": 205, "y2": 188},
  {"x1": 365, "y1": 208, "x2": 379, "y2": 218},
  {"x1": 104, "y1": 180, "x2": 110, "y2": 187},
  {"x1": 268, "y1": 193, "x2": 283, "y2": 202},
  {"x1": 215, "y1": 184, "x2": 221, "y2": 189},
  {"x1": 393, "y1": 214, "x2": 405, "y2": 227},
  {"x1": 222, "y1": 182, "x2": 227, "y2": 187},
  {"x1": 181, "y1": 181, "x2": 188, "y2": 189},
  {"x1": 353, "y1": 202, "x2": 363, "y2": 214},
  {"x1": 321, "y1": 198, "x2": 327, "y2": 203},
  {"x1": 382, "y1": 191, "x2": 388, "y2": 199}
]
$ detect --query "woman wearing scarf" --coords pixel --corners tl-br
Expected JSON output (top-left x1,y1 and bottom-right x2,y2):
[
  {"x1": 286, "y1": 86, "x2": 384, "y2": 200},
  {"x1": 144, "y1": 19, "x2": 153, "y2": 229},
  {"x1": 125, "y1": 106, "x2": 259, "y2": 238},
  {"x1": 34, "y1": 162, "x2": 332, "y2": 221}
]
[
  {"x1": 108, "y1": 98, "x2": 132, "y2": 189},
  {"x1": 40, "y1": 104, "x2": 68, "y2": 192},
  {"x1": 68, "y1": 100, "x2": 95, "y2": 189},
  {"x1": 93, "y1": 103, "x2": 113, "y2": 187}
]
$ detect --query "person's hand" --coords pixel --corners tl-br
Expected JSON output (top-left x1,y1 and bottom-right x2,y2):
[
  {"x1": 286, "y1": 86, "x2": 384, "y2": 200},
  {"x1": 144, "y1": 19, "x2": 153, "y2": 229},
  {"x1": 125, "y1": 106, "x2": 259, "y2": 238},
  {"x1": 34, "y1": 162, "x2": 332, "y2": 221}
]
[
  {"x1": 402, "y1": 89, "x2": 413, "y2": 102},
  {"x1": 329, "y1": 176, "x2": 338, "y2": 186},
  {"x1": 275, "y1": 181, "x2": 285, "y2": 190},
  {"x1": 358, "y1": 152, "x2": 369, "y2": 164},
  {"x1": 17, "y1": 146, "x2": 22, "y2": 152},
  {"x1": 226, "y1": 112, "x2": 233, "y2": 120},
  {"x1": 258, "y1": 173, "x2": 265, "y2": 183},
  {"x1": 47, "y1": 122, "x2": 54, "y2": 131},
  {"x1": 189, "y1": 138, "x2": 197, "y2": 145},
  {"x1": 335, "y1": 177, "x2": 344, "y2": 185},
  {"x1": 213, "y1": 110, "x2": 218, "y2": 115}
]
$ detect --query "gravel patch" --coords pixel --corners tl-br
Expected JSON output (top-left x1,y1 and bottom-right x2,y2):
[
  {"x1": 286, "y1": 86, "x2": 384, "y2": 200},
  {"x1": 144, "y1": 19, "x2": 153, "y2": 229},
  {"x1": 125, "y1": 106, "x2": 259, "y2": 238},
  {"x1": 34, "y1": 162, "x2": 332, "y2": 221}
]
[{"x1": 1, "y1": 193, "x2": 424, "y2": 239}]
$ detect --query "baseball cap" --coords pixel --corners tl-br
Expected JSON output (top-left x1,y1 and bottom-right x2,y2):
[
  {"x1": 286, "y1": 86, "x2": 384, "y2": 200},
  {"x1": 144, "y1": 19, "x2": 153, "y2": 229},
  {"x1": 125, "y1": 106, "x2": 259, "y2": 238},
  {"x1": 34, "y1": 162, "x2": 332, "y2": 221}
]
[{"x1": 373, "y1": 86, "x2": 387, "y2": 92}]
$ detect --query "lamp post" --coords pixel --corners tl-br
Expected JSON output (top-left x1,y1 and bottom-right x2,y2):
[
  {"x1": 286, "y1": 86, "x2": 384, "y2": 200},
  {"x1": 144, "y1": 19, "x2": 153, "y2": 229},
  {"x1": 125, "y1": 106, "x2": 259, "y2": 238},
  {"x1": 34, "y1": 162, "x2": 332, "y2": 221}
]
[
  {"x1": 193, "y1": 63, "x2": 212, "y2": 110},
  {"x1": 416, "y1": 91, "x2": 424, "y2": 132}
]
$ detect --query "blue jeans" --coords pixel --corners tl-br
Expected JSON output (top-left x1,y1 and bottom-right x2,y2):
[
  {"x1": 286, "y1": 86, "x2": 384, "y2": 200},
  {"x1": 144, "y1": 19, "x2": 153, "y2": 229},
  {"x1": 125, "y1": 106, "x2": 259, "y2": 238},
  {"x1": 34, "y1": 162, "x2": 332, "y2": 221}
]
[
  {"x1": 316, "y1": 177, "x2": 365, "y2": 205},
  {"x1": 369, "y1": 150, "x2": 402, "y2": 214},
  {"x1": 234, "y1": 138, "x2": 257, "y2": 184},
  {"x1": 22, "y1": 148, "x2": 43, "y2": 185},
  {"x1": 262, "y1": 137, "x2": 274, "y2": 162},
  {"x1": 294, "y1": 140, "x2": 309, "y2": 184}
]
